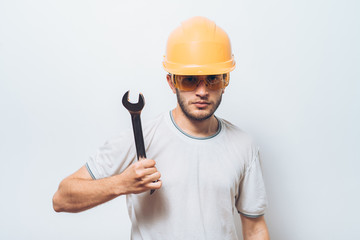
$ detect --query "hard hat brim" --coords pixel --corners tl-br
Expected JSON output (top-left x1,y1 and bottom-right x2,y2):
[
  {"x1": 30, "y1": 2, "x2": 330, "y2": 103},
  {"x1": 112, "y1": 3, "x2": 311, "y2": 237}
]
[{"x1": 163, "y1": 57, "x2": 236, "y2": 75}]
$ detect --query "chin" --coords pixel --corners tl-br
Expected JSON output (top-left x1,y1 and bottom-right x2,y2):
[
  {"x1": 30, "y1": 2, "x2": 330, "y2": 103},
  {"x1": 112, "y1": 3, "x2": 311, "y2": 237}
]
[{"x1": 187, "y1": 109, "x2": 214, "y2": 121}]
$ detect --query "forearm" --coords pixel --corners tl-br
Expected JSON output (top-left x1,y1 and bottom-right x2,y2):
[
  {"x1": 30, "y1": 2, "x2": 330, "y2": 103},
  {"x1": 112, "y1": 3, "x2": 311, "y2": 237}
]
[{"x1": 52, "y1": 175, "x2": 124, "y2": 213}]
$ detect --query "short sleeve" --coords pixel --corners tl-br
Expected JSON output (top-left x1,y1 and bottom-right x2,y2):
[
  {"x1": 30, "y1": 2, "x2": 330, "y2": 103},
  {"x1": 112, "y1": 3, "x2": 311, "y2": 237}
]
[
  {"x1": 86, "y1": 130, "x2": 137, "y2": 180},
  {"x1": 236, "y1": 147, "x2": 268, "y2": 217}
]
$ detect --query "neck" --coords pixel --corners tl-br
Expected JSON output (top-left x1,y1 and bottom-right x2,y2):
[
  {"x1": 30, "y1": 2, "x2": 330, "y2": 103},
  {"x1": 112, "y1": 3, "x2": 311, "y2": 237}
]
[{"x1": 171, "y1": 107, "x2": 219, "y2": 138}]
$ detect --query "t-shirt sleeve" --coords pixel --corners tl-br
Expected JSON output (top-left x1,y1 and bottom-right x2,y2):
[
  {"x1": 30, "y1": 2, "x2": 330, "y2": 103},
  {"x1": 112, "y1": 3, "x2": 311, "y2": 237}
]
[
  {"x1": 236, "y1": 146, "x2": 268, "y2": 217},
  {"x1": 86, "y1": 130, "x2": 137, "y2": 180}
]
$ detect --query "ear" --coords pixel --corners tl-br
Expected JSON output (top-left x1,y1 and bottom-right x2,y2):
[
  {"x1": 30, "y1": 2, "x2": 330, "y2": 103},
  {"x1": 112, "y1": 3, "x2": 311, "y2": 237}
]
[{"x1": 166, "y1": 74, "x2": 177, "y2": 94}]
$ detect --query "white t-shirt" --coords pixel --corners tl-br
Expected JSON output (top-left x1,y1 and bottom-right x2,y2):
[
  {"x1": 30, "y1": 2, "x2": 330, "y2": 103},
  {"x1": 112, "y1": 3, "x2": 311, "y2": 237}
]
[{"x1": 86, "y1": 111, "x2": 267, "y2": 240}]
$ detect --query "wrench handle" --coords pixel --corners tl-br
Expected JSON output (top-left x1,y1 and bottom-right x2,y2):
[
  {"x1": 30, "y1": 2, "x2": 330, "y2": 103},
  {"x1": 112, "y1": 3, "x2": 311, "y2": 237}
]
[
  {"x1": 130, "y1": 113, "x2": 156, "y2": 195},
  {"x1": 130, "y1": 113, "x2": 146, "y2": 159}
]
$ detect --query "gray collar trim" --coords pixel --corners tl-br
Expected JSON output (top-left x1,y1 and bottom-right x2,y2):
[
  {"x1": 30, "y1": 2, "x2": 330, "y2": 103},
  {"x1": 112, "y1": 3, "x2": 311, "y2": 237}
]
[{"x1": 169, "y1": 111, "x2": 222, "y2": 140}]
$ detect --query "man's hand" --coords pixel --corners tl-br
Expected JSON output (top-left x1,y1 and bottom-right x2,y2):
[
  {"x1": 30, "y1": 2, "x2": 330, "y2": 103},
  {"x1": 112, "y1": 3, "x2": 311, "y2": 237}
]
[{"x1": 116, "y1": 158, "x2": 162, "y2": 195}]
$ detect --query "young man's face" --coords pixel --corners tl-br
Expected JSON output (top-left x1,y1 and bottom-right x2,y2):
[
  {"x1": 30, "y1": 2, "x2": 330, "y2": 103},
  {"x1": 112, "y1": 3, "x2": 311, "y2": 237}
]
[{"x1": 168, "y1": 75, "x2": 225, "y2": 121}]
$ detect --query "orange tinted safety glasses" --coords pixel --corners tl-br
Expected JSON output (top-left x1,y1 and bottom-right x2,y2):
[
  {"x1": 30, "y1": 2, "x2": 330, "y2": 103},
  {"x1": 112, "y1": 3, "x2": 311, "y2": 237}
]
[{"x1": 172, "y1": 74, "x2": 229, "y2": 91}]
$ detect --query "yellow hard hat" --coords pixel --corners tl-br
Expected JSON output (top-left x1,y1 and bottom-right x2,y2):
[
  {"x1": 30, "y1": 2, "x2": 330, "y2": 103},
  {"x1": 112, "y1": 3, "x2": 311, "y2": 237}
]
[{"x1": 163, "y1": 16, "x2": 236, "y2": 75}]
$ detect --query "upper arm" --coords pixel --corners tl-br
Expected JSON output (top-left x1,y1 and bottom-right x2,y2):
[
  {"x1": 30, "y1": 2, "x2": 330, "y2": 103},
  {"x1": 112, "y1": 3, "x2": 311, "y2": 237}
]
[
  {"x1": 65, "y1": 165, "x2": 93, "y2": 181},
  {"x1": 236, "y1": 146, "x2": 267, "y2": 217},
  {"x1": 240, "y1": 215, "x2": 269, "y2": 239},
  {"x1": 240, "y1": 214, "x2": 266, "y2": 229}
]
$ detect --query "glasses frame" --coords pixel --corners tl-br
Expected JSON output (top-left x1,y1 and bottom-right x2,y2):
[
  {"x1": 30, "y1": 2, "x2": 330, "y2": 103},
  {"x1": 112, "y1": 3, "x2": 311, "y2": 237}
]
[{"x1": 170, "y1": 73, "x2": 229, "y2": 91}]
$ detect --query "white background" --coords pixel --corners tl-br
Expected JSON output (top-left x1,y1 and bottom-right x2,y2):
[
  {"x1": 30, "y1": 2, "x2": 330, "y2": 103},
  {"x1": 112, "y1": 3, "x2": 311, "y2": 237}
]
[{"x1": 1, "y1": 0, "x2": 359, "y2": 239}]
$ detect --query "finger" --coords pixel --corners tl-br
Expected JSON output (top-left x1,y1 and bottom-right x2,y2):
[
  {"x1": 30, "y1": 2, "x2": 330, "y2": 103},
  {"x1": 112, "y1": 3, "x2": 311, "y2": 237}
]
[
  {"x1": 145, "y1": 180, "x2": 162, "y2": 189},
  {"x1": 142, "y1": 167, "x2": 158, "y2": 176},
  {"x1": 142, "y1": 171, "x2": 161, "y2": 183},
  {"x1": 140, "y1": 159, "x2": 156, "y2": 168}
]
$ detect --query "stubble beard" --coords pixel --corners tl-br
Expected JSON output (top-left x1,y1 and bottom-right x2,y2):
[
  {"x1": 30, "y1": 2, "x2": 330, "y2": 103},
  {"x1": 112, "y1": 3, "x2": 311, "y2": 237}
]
[{"x1": 176, "y1": 89, "x2": 222, "y2": 121}]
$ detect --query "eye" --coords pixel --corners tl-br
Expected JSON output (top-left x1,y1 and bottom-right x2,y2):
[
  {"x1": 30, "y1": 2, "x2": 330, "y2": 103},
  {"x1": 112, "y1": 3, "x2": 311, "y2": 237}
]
[
  {"x1": 182, "y1": 76, "x2": 196, "y2": 84},
  {"x1": 206, "y1": 75, "x2": 221, "y2": 84}
]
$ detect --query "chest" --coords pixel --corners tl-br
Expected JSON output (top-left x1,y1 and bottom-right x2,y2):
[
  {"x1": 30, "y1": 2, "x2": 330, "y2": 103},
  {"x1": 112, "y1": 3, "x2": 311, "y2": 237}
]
[{"x1": 147, "y1": 139, "x2": 245, "y2": 197}]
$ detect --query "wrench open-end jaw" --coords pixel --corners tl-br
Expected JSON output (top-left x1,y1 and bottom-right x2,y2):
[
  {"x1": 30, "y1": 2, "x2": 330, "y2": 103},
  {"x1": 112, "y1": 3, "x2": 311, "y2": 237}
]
[
  {"x1": 122, "y1": 91, "x2": 145, "y2": 114},
  {"x1": 122, "y1": 90, "x2": 156, "y2": 195}
]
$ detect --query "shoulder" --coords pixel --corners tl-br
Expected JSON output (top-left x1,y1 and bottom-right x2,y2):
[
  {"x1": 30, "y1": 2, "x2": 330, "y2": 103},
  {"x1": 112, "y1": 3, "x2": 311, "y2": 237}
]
[
  {"x1": 143, "y1": 112, "x2": 167, "y2": 128},
  {"x1": 103, "y1": 112, "x2": 167, "y2": 146},
  {"x1": 218, "y1": 117, "x2": 260, "y2": 163},
  {"x1": 219, "y1": 118, "x2": 256, "y2": 145},
  {"x1": 142, "y1": 112, "x2": 168, "y2": 134}
]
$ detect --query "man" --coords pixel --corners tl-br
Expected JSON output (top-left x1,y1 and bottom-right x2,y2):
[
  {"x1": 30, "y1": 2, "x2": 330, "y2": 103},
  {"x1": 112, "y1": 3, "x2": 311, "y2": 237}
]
[{"x1": 53, "y1": 16, "x2": 270, "y2": 240}]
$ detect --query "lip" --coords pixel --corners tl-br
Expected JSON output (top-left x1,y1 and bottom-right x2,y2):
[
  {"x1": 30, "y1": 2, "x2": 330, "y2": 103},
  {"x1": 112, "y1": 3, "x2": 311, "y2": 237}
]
[{"x1": 193, "y1": 101, "x2": 210, "y2": 108}]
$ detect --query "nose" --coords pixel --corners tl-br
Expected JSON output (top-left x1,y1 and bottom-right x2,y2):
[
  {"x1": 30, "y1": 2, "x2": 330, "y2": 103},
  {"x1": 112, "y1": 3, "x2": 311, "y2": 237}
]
[{"x1": 194, "y1": 79, "x2": 208, "y2": 97}]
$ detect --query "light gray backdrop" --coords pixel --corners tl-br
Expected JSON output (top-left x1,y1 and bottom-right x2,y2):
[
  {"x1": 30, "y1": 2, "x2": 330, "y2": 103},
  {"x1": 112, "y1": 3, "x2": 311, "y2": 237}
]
[{"x1": 1, "y1": 0, "x2": 359, "y2": 239}]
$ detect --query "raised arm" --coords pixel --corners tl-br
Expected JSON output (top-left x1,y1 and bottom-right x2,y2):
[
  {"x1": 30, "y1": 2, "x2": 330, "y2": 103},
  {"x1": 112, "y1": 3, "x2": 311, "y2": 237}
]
[{"x1": 52, "y1": 159, "x2": 162, "y2": 213}]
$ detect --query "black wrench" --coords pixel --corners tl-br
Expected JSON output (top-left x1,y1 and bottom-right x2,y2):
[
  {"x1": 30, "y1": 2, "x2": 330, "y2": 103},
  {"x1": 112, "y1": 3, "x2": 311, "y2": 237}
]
[{"x1": 122, "y1": 91, "x2": 155, "y2": 195}]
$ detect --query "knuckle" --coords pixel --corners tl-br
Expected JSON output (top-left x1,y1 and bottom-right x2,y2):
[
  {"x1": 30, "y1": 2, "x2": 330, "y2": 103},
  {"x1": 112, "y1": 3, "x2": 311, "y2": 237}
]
[
  {"x1": 147, "y1": 159, "x2": 155, "y2": 165},
  {"x1": 156, "y1": 172, "x2": 161, "y2": 179},
  {"x1": 131, "y1": 162, "x2": 140, "y2": 170},
  {"x1": 134, "y1": 169, "x2": 143, "y2": 178}
]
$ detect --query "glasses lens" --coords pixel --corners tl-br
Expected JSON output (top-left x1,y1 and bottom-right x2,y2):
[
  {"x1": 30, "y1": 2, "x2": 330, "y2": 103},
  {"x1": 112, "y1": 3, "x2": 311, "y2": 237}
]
[
  {"x1": 174, "y1": 75, "x2": 225, "y2": 91},
  {"x1": 175, "y1": 75, "x2": 199, "y2": 91},
  {"x1": 205, "y1": 75, "x2": 223, "y2": 90}
]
